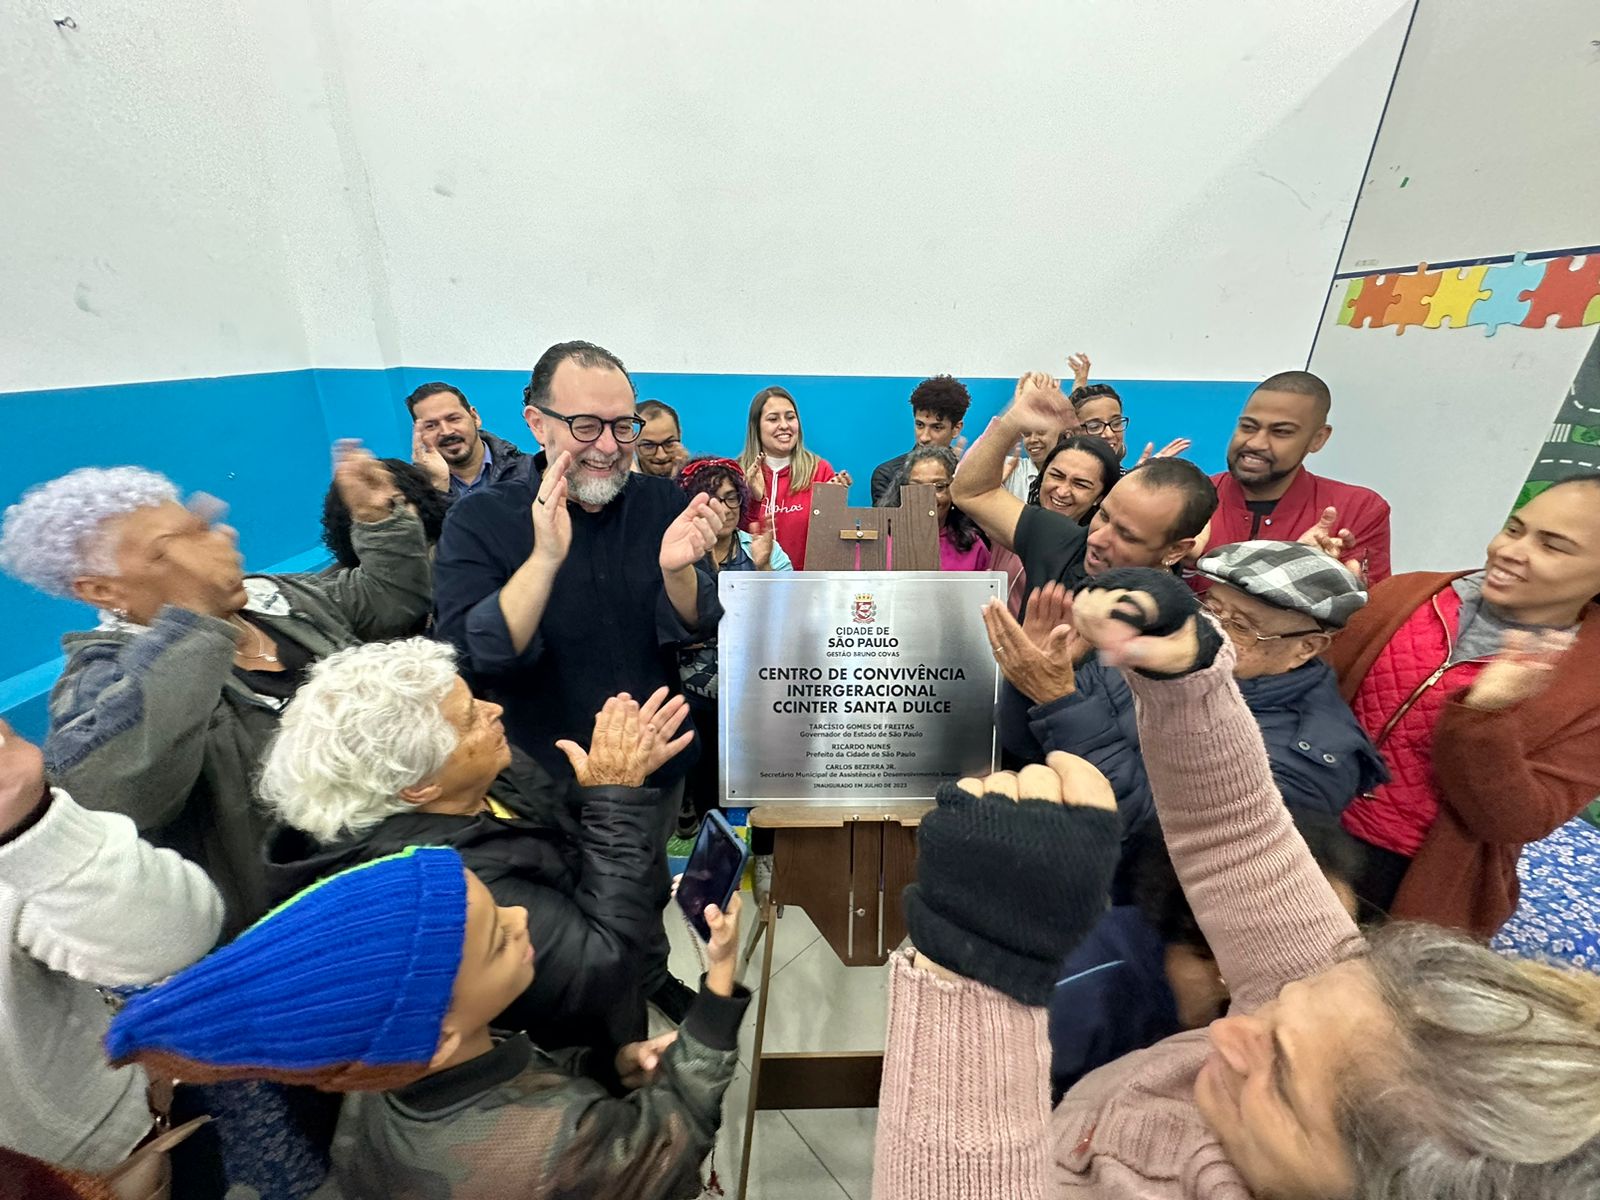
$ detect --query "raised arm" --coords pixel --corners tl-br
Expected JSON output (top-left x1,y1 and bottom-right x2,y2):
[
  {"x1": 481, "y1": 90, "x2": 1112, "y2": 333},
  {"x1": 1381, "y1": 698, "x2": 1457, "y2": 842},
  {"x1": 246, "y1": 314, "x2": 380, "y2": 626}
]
[
  {"x1": 951, "y1": 373, "x2": 1073, "y2": 552},
  {"x1": 1068, "y1": 569, "x2": 1360, "y2": 1013},
  {"x1": 1, "y1": 727, "x2": 223, "y2": 984},
  {"x1": 45, "y1": 608, "x2": 237, "y2": 831},
  {"x1": 874, "y1": 756, "x2": 1121, "y2": 1200},
  {"x1": 312, "y1": 441, "x2": 434, "y2": 638}
]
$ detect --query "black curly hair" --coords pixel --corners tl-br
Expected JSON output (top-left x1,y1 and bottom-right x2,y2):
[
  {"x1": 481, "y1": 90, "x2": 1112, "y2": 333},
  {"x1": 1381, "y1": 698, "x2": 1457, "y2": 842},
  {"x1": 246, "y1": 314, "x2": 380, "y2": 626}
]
[
  {"x1": 321, "y1": 459, "x2": 450, "y2": 569},
  {"x1": 908, "y1": 375, "x2": 971, "y2": 425}
]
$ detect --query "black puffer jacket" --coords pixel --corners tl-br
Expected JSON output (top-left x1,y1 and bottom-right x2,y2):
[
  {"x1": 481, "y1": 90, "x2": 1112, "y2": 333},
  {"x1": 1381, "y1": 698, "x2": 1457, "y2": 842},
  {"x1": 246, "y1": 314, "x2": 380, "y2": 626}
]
[{"x1": 265, "y1": 748, "x2": 660, "y2": 1055}]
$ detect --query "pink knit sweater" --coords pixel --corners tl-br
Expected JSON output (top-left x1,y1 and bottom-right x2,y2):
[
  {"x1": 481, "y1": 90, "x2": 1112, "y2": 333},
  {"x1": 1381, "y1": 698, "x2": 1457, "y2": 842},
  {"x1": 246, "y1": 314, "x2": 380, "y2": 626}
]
[{"x1": 873, "y1": 646, "x2": 1362, "y2": 1199}]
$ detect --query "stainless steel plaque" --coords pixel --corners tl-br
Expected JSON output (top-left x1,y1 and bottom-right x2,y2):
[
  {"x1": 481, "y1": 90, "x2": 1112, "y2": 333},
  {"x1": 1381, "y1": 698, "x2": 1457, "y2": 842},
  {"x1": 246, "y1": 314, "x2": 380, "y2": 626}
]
[{"x1": 719, "y1": 571, "x2": 1003, "y2": 804}]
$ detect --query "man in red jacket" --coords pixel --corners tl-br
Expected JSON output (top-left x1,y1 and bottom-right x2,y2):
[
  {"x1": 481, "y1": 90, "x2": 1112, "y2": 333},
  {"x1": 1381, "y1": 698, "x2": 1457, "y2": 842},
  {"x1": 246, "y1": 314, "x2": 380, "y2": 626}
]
[{"x1": 1208, "y1": 371, "x2": 1392, "y2": 582}]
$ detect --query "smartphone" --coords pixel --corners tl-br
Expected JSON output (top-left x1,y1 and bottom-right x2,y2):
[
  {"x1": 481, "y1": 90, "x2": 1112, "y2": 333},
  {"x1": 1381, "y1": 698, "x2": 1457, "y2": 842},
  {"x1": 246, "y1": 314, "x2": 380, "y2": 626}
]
[{"x1": 675, "y1": 811, "x2": 750, "y2": 942}]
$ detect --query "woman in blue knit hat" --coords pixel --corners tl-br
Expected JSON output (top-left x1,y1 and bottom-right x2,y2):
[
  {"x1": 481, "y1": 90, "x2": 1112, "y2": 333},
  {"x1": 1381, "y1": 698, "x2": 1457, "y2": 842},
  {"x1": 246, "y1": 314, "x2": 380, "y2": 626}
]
[{"x1": 107, "y1": 846, "x2": 750, "y2": 1200}]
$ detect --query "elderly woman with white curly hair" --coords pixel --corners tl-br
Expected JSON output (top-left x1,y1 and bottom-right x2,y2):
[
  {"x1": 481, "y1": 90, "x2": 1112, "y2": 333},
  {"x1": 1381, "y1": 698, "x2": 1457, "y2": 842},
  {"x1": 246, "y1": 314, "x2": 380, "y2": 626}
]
[
  {"x1": 263, "y1": 636, "x2": 693, "y2": 1058},
  {"x1": 0, "y1": 444, "x2": 432, "y2": 934}
]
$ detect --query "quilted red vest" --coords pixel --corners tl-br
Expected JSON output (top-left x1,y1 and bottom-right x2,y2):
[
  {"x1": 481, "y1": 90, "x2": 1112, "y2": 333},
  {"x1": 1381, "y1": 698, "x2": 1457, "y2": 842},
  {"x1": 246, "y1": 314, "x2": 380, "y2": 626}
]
[{"x1": 1340, "y1": 587, "x2": 1490, "y2": 857}]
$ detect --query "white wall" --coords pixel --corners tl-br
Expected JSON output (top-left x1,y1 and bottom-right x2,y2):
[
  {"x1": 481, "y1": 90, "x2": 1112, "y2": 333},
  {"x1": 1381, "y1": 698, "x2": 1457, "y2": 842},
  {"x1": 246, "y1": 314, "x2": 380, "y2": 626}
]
[
  {"x1": 1309, "y1": 0, "x2": 1600, "y2": 572},
  {"x1": 2, "y1": 0, "x2": 1411, "y2": 390}
]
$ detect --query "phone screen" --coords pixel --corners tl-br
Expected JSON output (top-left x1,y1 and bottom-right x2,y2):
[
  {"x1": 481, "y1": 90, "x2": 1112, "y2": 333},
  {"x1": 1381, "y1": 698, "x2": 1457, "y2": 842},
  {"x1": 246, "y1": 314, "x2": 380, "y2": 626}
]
[{"x1": 676, "y1": 815, "x2": 748, "y2": 941}]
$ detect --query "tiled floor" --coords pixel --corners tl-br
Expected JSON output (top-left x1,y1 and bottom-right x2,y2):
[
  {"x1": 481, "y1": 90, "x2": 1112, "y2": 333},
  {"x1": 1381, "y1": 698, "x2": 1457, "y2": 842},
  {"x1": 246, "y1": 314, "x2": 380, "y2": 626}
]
[{"x1": 655, "y1": 886, "x2": 886, "y2": 1199}]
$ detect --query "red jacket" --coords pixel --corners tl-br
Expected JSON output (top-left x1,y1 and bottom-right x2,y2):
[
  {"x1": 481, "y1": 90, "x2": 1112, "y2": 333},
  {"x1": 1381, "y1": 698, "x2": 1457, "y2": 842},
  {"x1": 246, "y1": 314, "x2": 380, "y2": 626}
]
[
  {"x1": 755, "y1": 458, "x2": 835, "y2": 571},
  {"x1": 1325, "y1": 571, "x2": 1600, "y2": 937},
  {"x1": 1339, "y1": 584, "x2": 1488, "y2": 857},
  {"x1": 1209, "y1": 466, "x2": 1392, "y2": 583}
]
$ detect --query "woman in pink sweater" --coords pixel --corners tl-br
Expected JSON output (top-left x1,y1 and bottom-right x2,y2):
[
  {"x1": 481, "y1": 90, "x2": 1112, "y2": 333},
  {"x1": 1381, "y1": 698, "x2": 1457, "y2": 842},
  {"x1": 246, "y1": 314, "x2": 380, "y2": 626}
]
[{"x1": 875, "y1": 568, "x2": 1600, "y2": 1199}]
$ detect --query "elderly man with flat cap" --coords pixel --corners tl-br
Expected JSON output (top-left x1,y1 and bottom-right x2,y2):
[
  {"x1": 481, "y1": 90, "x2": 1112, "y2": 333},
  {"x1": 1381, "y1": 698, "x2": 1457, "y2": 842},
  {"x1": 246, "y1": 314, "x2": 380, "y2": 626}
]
[{"x1": 982, "y1": 541, "x2": 1387, "y2": 870}]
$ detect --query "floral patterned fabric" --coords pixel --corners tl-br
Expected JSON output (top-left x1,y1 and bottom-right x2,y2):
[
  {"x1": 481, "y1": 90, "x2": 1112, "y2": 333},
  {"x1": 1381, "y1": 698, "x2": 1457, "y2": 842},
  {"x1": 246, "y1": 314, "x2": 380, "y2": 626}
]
[{"x1": 1492, "y1": 817, "x2": 1600, "y2": 972}]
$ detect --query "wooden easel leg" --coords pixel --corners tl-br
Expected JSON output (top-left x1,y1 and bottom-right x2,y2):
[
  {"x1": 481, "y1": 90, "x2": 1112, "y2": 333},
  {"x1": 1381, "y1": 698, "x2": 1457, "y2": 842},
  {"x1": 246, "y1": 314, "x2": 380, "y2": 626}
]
[
  {"x1": 736, "y1": 891, "x2": 779, "y2": 1200},
  {"x1": 740, "y1": 906, "x2": 767, "y2": 972}
]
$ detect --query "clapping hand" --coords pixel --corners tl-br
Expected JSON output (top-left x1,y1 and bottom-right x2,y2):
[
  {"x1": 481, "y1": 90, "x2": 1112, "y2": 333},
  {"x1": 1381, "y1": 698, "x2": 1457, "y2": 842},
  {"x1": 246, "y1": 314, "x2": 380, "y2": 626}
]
[
  {"x1": 615, "y1": 1031, "x2": 679, "y2": 1089},
  {"x1": 0, "y1": 720, "x2": 49, "y2": 838},
  {"x1": 750, "y1": 511, "x2": 777, "y2": 570},
  {"x1": 660, "y1": 494, "x2": 720, "y2": 572},
  {"x1": 411, "y1": 424, "x2": 451, "y2": 492},
  {"x1": 530, "y1": 451, "x2": 574, "y2": 567},
  {"x1": 748, "y1": 455, "x2": 768, "y2": 502},
  {"x1": 1463, "y1": 629, "x2": 1575, "y2": 712},
  {"x1": 333, "y1": 440, "x2": 401, "y2": 523},
  {"x1": 556, "y1": 688, "x2": 694, "y2": 787},
  {"x1": 1007, "y1": 372, "x2": 1073, "y2": 433},
  {"x1": 1298, "y1": 506, "x2": 1366, "y2": 584},
  {"x1": 982, "y1": 595, "x2": 1082, "y2": 706}
]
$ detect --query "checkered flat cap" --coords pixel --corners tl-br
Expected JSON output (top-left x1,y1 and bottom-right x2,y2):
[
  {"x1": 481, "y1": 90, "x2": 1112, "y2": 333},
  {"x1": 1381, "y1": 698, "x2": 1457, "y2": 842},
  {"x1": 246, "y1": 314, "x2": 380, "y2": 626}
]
[{"x1": 1196, "y1": 540, "x2": 1367, "y2": 628}]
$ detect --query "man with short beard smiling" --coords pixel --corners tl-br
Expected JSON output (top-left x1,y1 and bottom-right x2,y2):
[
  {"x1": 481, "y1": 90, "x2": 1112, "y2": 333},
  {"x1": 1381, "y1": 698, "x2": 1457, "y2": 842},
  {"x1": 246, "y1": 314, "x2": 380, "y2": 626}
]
[
  {"x1": 1208, "y1": 371, "x2": 1392, "y2": 583},
  {"x1": 433, "y1": 340, "x2": 723, "y2": 1023},
  {"x1": 408, "y1": 382, "x2": 533, "y2": 496}
]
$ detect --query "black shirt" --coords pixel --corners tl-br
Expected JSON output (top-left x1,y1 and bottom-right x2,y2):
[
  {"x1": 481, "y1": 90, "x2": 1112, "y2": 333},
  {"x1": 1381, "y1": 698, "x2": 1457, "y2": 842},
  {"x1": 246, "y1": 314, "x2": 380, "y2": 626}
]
[
  {"x1": 1012, "y1": 505, "x2": 1091, "y2": 602},
  {"x1": 232, "y1": 611, "x2": 313, "y2": 706},
  {"x1": 1245, "y1": 497, "x2": 1278, "y2": 539},
  {"x1": 870, "y1": 453, "x2": 911, "y2": 506},
  {"x1": 432, "y1": 465, "x2": 721, "y2": 785}
]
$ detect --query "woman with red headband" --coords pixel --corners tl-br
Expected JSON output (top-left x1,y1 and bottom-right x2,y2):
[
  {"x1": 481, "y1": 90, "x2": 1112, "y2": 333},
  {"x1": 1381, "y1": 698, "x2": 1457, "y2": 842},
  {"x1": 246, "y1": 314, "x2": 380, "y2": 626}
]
[{"x1": 672, "y1": 457, "x2": 791, "y2": 839}]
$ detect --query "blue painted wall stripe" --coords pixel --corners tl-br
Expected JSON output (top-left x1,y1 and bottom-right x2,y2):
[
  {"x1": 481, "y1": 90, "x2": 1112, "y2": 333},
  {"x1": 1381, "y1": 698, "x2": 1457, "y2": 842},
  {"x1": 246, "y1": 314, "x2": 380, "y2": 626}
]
[{"x1": 5, "y1": 366, "x2": 1253, "y2": 737}]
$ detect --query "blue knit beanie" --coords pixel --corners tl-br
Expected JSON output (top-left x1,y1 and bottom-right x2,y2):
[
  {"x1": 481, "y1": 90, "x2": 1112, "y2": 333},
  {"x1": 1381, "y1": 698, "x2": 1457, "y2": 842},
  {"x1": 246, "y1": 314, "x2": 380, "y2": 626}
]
[{"x1": 106, "y1": 845, "x2": 468, "y2": 1092}]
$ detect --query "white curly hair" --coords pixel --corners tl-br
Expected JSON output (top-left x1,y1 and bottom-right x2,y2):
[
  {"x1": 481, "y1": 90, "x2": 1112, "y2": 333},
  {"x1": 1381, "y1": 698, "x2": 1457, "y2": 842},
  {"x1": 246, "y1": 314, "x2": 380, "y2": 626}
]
[
  {"x1": 257, "y1": 638, "x2": 465, "y2": 843},
  {"x1": 0, "y1": 467, "x2": 180, "y2": 597}
]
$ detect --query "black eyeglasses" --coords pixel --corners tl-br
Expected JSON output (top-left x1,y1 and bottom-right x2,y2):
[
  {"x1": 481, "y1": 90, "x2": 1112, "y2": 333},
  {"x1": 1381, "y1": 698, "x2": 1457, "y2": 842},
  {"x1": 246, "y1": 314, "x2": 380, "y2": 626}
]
[
  {"x1": 1080, "y1": 415, "x2": 1131, "y2": 436},
  {"x1": 637, "y1": 437, "x2": 682, "y2": 455},
  {"x1": 533, "y1": 406, "x2": 646, "y2": 445}
]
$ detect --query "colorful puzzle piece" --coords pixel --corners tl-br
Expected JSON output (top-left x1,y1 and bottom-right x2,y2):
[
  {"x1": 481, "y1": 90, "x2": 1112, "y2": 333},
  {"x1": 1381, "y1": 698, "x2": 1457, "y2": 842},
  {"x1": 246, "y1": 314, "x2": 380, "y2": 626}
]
[
  {"x1": 1346, "y1": 273, "x2": 1399, "y2": 328},
  {"x1": 1586, "y1": 294, "x2": 1600, "y2": 326},
  {"x1": 1466, "y1": 252, "x2": 1544, "y2": 335},
  {"x1": 1520, "y1": 255, "x2": 1600, "y2": 328},
  {"x1": 1336, "y1": 278, "x2": 1363, "y2": 327},
  {"x1": 1420, "y1": 265, "x2": 1489, "y2": 329},
  {"x1": 1383, "y1": 262, "x2": 1442, "y2": 335}
]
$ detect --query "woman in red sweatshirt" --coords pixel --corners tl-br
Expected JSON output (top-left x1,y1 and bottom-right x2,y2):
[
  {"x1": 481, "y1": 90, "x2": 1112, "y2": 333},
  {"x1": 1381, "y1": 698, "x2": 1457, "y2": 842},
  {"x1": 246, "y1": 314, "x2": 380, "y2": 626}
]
[{"x1": 737, "y1": 385, "x2": 849, "y2": 570}]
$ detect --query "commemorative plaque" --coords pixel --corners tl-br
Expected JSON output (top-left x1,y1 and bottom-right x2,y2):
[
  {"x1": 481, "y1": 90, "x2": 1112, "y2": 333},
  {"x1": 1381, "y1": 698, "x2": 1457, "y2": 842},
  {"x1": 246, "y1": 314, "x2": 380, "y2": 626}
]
[{"x1": 719, "y1": 571, "x2": 1003, "y2": 804}]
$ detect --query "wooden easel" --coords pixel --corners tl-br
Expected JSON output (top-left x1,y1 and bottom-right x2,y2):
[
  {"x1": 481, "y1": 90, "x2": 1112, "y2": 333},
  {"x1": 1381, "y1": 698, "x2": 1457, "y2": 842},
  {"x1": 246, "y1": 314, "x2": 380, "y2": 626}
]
[
  {"x1": 735, "y1": 804, "x2": 931, "y2": 1200},
  {"x1": 802, "y1": 481, "x2": 941, "y2": 571},
  {"x1": 734, "y1": 483, "x2": 942, "y2": 1199}
]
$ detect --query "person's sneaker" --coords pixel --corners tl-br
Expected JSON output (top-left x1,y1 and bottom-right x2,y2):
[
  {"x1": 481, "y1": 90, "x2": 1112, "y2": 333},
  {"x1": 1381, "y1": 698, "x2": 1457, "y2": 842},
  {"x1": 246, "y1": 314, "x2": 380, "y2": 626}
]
[{"x1": 647, "y1": 973, "x2": 697, "y2": 1025}]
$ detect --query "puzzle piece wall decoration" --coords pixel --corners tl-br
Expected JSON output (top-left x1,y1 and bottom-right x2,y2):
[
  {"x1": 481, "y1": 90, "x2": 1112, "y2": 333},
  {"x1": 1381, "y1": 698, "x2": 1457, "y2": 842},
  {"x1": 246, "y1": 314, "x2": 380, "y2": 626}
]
[
  {"x1": 1519, "y1": 255, "x2": 1600, "y2": 329},
  {"x1": 1420, "y1": 265, "x2": 1490, "y2": 329},
  {"x1": 1346, "y1": 273, "x2": 1399, "y2": 328},
  {"x1": 1465, "y1": 252, "x2": 1544, "y2": 336},
  {"x1": 1383, "y1": 262, "x2": 1442, "y2": 335},
  {"x1": 1336, "y1": 278, "x2": 1363, "y2": 327}
]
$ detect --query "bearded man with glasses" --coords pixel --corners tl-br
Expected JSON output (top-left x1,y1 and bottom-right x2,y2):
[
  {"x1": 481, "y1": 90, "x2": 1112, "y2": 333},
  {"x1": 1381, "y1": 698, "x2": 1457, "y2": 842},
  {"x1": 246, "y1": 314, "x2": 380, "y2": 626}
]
[{"x1": 434, "y1": 339, "x2": 723, "y2": 1025}]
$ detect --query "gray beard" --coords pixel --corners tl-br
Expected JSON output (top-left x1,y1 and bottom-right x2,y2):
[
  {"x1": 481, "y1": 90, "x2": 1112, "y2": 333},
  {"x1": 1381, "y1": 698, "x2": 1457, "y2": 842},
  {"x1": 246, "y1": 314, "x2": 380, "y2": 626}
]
[{"x1": 567, "y1": 462, "x2": 630, "y2": 507}]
